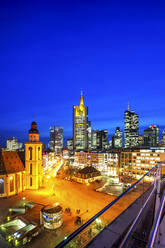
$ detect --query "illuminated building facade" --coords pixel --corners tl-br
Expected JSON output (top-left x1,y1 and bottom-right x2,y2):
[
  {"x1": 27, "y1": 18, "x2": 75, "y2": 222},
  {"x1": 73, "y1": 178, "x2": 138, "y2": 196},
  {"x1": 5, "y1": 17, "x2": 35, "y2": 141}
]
[
  {"x1": 74, "y1": 151, "x2": 119, "y2": 173},
  {"x1": 114, "y1": 127, "x2": 122, "y2": 148},
  {"x1": 67, "y1": 138, "x2": 73, "y2": 151},
  {"x1": 75, "y1": 147, "x2": 165, "y2": 180},
  {"x1": 25, "y1": 121, "x2": 43, "y2": 190},
  {"x1": 87, "y1": 121, "x2": 92, "y2": 150},
  {"x1": 0, "y1": 151, "x2": 25, "y2": 198},
  {"x1": 124, "y1": 108, "x2": 139, "y2": 148},
  {"x1": 143, "y1": 125, "x2": 159, "y2": 147},
  {"x1": 120, "y1": 147, "x2": 165, "y2": 180},
  {"x1": 74, "y1": 152, "x2": 105, "y2": 170},
  {"x1": 6, "y1": 137, "x2": 22, "y2": 151},
  {"x1": 162, "y1": 131, "x2": 165, "y2": 146},
  {"x1": 49, "y1": 126, "x2": 63, "y2": 153},
  {"x1": 73, "y1": 90, "x2": 89, "y2": 151},
  {"x1": 138, "y1": 135, "x2": 143, "y2": 146},
  {"x1": 62, "y1": 148, "x2": 70, "y2": 159},
  {"x1": 42, "y1": 152, "x2": 56, "y2": 168},
  {"x1": 107, "y1": 151, "x2": 120, "y2": 176},
  {"x1": 0, "y1": 121, "x2": 44, "y2": 197},
  {"x1": 91, "y1": 130, "x2": 97, "y2": 150}
]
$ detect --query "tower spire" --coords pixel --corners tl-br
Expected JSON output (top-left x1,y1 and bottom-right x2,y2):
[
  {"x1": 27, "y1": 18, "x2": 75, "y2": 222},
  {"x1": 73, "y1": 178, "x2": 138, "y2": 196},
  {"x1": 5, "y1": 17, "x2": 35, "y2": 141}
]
[
  {"x1": 128, "y1": 101, "x2": 130, "y2": 110},
  {"x1": 80, "y1": 89, "x2": 84, "y2": 106}
]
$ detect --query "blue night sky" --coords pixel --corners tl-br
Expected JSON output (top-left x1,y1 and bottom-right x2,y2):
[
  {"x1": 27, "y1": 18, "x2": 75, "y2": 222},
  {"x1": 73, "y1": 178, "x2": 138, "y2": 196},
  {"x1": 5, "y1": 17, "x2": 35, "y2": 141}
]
[{"x1": 0, "y1": 0, "x2": 165, "y2": 146}]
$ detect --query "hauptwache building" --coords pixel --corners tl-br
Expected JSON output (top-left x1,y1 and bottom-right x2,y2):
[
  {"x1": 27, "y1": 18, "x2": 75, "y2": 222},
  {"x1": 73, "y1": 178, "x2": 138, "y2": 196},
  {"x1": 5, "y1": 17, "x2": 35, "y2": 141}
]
[{"x1": 0, "y1": 121, "x2": 43, "y2": 198}]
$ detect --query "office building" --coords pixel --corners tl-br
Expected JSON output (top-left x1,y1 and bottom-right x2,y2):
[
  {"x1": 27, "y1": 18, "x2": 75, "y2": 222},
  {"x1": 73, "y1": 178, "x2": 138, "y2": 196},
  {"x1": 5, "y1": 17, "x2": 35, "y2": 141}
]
[
  {"x1": 124, "y1": 106, "x2": 139, "y2": 148},
  {"x1": 49, "y1": 126, "x2": 63, "y2": 153},
  {"x1": 74, "y1": 151, "x2": 107, "y2": 171},
  {"x1": 114, "y1": 127, "x2": 122, "y2": 148},
  {"x1": 109, "y1": 136, "x2": 115, "y2": 148},
  {"x1": 73, "y1": 90, "x2": 89, "y2": 151},
  {"x1": 6, "y1": 137, "x2": 22, "y2": 151},
  {"x1": 162, "y1": 131, "x2": 165, "y2": 146},
  {"x1": 120, "y1": 147, "x2": 165, "y2": 181},
  {"x1": 143, "y1": 125, "x2": 159, "y2": 147},
  {"x1": 91, "y1": 130, "x2": 97, "y2": 150},
  {"x1": 74, "y1": 150, "x2": 120, "y2": 174},
  {"x1": 91, "y1": 129, "x2": 108, "y2": 151},
  {"x1": 67, "y1": 139, "x2": 73, "y2": 151},
  {"x1": 138, "y1": 135, "x2": 143, "y2": 146},
  {"x1": 87, "y1": 121, "x2": 92, "y2": 150}
]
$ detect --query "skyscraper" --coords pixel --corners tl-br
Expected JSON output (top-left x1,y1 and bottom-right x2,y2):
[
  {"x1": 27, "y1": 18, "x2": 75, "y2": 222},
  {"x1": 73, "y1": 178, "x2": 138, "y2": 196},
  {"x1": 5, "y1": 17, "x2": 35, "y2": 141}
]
[
  {"x1": 49, "y1": 126, "x2": 63, "y2": 153},
  {"x1": 91, "y1": 130, "x2": 97, "y2": 150},
  {"x1": 114, "y1": 127, "x2": 122, "y2": 148},
  {"x1": 67, "y1": 138, "x2": 73, "y2": 151},
  {"x1": 143, "y1": 125, "x2": 159, "y2": 147},
  {"x1": 162, "y1": 131, "x2": 165, "y2": 146},
  {"x1": 87, "y1": 121, "x2": 92, "y2": 150},
  {"x1": 124, "y1": 105, "x2": 139, "y2": 148},
  {"x1": 138, "y1": 135, "x2": 143, "y2": 146},
  {"x1": 100, "y1": 129, "x2": 108, "y2": 150},
  {"x1": 91, "y1": 129, "x2": 108, "y2": 151},
  {"x1": 73, "y1": 90, "x2": 89, "y2": 151}
]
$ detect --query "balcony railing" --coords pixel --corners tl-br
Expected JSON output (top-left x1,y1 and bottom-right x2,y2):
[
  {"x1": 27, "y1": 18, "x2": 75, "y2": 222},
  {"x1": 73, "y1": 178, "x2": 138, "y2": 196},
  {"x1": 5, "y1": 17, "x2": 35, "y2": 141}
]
[
  {"x1": 148, "y1": 190, "x2": 165, "y2": 247},
  {"x1": 55, "y1": 166, "x2": 158, "y2": 248}
]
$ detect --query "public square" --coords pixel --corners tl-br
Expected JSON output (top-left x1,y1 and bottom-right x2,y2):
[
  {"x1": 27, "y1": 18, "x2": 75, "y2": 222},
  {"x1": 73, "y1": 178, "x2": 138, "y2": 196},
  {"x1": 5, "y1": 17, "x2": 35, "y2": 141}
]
[{"x1": 0, "y1": 178, "x2": 150, "y2": 248}]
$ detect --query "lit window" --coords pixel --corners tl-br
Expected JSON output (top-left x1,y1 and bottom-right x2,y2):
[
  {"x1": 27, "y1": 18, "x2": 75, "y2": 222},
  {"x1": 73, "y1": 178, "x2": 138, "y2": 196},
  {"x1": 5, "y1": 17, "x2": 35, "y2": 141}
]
[
  {"x1": 10, "y1": 176, "x2": 14, "y2": 192},
  {"x1": 30, "y1": 177, "x2": 32, "y2": 186}
]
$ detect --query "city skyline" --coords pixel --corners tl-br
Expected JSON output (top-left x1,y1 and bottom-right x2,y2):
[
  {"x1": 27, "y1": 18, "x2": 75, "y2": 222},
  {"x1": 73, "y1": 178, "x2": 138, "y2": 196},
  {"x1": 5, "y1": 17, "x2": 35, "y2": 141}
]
[
  {"x1": 1, "y1": 1, "x2": 165, "y2": 145},
  {"x1": 1, "y1": 1, "x2": 165, "y2": 247},
  {"x1": 1, "y1": 92, "x2": 165, "y2": 147}
]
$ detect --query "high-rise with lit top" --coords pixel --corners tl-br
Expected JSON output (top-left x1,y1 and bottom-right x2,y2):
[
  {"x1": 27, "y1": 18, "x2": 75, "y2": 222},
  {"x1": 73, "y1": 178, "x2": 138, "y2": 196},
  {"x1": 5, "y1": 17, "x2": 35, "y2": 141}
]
[
  {"x1": 73, "y1": 90, "x2": 89, "y2": 151},
  {"x1": 25, "y1": 121, "x2": 43, "y2": 190}
]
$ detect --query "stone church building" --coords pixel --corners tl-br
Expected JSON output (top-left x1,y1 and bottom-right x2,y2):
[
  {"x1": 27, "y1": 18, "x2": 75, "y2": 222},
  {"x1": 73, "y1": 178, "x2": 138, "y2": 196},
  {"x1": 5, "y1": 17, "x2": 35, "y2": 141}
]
[{"x1": 0, "y1": 121, "x2": 43, "y2": 198}]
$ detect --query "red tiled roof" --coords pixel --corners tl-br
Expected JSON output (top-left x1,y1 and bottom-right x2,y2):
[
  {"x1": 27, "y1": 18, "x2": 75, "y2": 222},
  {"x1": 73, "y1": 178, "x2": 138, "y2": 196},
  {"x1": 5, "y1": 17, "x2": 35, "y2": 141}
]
[{"x1": 0, "y1": 151, "x2": 25, "y2": 175}]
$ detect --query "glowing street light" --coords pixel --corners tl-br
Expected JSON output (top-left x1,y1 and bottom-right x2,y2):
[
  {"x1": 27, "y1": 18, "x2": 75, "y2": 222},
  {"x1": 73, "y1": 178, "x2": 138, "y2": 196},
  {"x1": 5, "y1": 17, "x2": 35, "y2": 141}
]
[{"x1": 96, "y1": 218, "x2": 101, "y2": 224}]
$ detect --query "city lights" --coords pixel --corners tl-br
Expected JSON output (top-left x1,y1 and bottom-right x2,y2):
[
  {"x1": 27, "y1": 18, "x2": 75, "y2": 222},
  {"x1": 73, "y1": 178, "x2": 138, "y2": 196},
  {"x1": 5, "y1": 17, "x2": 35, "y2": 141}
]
[
  {"x1": 96, "y1": 218, "x2": 101, "y2": 224},
  {"x1": 43, "y1": 153, "x2": 66, "y2": 180},
  {"x1": 1, "y1": 1, "x2": 165, "y2": 248}
]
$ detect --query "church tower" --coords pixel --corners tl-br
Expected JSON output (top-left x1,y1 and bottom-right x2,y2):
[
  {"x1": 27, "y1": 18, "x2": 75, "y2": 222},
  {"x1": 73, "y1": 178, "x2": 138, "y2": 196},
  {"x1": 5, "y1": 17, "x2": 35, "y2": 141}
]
[{"x1": 25, "y1": 121, "x2": 43, "y2": 190}]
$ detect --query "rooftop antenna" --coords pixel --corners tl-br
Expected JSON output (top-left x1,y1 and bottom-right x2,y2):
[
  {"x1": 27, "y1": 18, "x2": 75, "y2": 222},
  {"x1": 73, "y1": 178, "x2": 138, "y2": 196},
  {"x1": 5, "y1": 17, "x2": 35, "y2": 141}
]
[
  {"x1": 128, "y1": 101, "x2": 130, "y2": 110},
  {"x1": 81, "y1": 88, "x2": 83, "y2": 96},
  {"x1": 33, "y1": 114, "x2": 35, "y2": 121}
]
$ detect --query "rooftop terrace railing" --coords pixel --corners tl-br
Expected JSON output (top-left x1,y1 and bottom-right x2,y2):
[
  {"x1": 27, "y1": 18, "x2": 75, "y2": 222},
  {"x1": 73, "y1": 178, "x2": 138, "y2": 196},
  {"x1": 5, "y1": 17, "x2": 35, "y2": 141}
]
[
  {"x1": 55, "y1": 166, "x2": 158, "y2": 248},
  {"x1": 148, "y1": 190, "x2": 165, "y2": 248}
]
